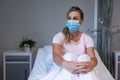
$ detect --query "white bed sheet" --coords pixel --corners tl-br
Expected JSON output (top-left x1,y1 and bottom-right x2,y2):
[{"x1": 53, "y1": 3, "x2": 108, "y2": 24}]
[
  {"x1": 28, "y1": 45, "x2": 115, "y2": 80},
  {"x1": 28, "y1": 48, "x2": 47, "y2": 80}
]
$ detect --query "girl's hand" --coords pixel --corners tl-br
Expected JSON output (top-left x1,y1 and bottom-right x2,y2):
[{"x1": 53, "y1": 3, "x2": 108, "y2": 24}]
[
  {"x1": 75, "y1": 61, "x2": 93, "y2": 73},
  {"x1": 62, "y1": 60, "x2": 79, "y2": 73},
  {"x1": 61, "y1": 57, "x2": 97, "y2": 74},
  {"x1": 75, "y1": 57, "x2": 97, "y2": 73}
]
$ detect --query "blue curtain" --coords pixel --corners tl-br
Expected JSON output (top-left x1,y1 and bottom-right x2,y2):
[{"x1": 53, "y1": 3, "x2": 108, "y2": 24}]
[{"x1": 97, "y1": 0, "x2": 114, "y2": 76}]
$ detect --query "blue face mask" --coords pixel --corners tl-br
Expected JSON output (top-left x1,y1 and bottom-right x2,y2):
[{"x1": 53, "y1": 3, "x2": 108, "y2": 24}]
[{"x1": 66, "y1": 20, "x2": 80, "y2": 32}]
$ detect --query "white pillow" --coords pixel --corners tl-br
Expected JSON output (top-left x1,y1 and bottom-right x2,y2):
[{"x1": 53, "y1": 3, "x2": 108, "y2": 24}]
[
  {"x1": 45, "y1": 51, "x2": 54, "y2": 72},
  {"x1": 43, "y1": 45, "x2": 54, "y2": 72},
  {"x1": 43, "y1": 45, "x2": 61, "y2": 72},
  {"x1": 43, "y1": 45, "x2": 52, "y2": 55}
]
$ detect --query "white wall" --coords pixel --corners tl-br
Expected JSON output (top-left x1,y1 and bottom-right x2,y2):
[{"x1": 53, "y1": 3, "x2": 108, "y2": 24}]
[
  {"x1": 0, "y1": 0, "x2": 94, "y2": 79},
  {"x1": 0, "y1": 0, "x2": 94, "y2": 51}
]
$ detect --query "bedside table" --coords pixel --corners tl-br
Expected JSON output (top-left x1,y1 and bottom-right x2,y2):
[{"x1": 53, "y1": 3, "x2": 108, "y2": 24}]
[
  {"x1": 113, "y1": 51, "x2": 120, "y2": 80},
  {"x1": 3, "y1": 50, "x2": 32, "y2": 80}
]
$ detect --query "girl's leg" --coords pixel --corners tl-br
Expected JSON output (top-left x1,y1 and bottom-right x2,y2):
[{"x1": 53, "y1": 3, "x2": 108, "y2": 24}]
[
  {"x1": 77, "y1": 54, "x2": 99, "y2": 80},
  {"x1": 63, "y1": 52, "x2": 77, "y2": 61},
  {"x1": 77, "y1": 53, "x2": 90, "y2": 62},
  {"x1": 61, "y1": 53, "x2": 79, "y2": 80}
]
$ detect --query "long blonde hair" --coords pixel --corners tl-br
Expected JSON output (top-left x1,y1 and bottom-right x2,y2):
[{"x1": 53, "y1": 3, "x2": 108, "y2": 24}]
[{"x1": 62, "y1": 6, "x2": 84, "y2": 43}]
